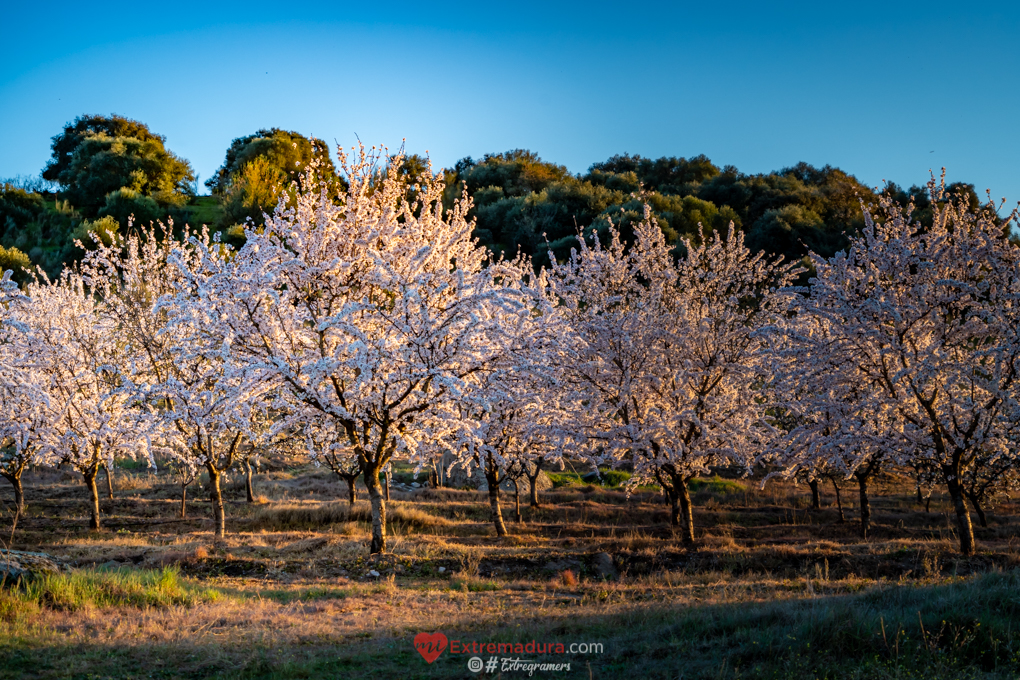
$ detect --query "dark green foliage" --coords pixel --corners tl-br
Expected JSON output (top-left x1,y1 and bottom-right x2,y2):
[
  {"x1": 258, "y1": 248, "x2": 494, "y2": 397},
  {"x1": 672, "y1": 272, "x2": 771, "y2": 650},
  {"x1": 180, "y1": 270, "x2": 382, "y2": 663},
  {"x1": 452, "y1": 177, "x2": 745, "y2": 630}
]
[
  {"x1": 72, "y1": 215, "x2": 120, "y2": 249},
  {"x1": 446, "y1": 150, "x2": 877, "y2": 266},
  {"x1": 455, "y1": 149, "x2": 571, "y2": 197},
  {"x1": 3, "y1": 116, "x2": 201, "y2": 279},
  {"x1": 42, "y1": 114, "x2": 165, "y2": 184},
  {"x1": 0, "y1": 184, "x2": 45, "y2": 242},
  {"x1": 694, "y1": 163, "x2": 876, "y2": 262},
  {"x1": 206, "y1": 128, "x2": 340, "y2": 232},
  {"x1": 0, "y1": 185, "x2": 83, "y2": 278},
  {"x1": 0, "y1": 245, "x2": 32, "y2": 283},
  {"x1": 55, "y1": 134, "x2": 194, "y2": 219},
  {"x1": 97, "y1": 188, "x2": 163, "y2": 229},
  {"x1": 587, "y1": 152, "x2": 720, "y2": 195},
  {"x1": 205, "y1": 128, "x2": 337, "y2": 196}
]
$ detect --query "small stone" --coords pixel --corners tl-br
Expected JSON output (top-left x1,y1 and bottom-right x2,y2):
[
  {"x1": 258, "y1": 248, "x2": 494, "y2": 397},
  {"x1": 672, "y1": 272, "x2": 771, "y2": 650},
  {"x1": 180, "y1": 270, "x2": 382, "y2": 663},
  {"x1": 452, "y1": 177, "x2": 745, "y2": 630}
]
[
  {"x1": 438, "y1": 566, "x2": 446, "y2": 573},
  {"x1": 411, "y1": 482, "x2": 420, "y2": 488},
  {"x1": 593, "y1": 552, "x2": 617, "y2": 580},
  {"x1": 368, "y1": 569, "x2": 380, "y2": 577}
]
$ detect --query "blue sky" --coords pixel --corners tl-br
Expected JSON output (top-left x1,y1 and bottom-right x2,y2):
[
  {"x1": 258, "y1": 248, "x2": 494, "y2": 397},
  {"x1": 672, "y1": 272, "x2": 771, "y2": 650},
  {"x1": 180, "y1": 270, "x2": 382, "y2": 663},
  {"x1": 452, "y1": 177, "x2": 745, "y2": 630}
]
[{"x1": 2, "y1": 1, "x2": 1019, "y2": 205}]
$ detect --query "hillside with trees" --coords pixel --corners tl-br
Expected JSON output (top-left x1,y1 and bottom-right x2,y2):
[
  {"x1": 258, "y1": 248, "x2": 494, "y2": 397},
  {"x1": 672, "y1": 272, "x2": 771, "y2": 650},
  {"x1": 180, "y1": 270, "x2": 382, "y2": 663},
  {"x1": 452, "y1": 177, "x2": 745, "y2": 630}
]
[{"x1": 1, "y1": 114, "x2": 1009, "y2": 281}]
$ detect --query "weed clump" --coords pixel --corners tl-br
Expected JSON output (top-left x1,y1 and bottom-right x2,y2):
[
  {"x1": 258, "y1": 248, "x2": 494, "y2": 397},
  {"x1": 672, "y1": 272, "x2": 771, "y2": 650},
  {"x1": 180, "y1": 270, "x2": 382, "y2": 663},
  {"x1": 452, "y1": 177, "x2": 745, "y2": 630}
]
[{"x1": 6, "y1": 566, "x2": 212, "y2": 611}]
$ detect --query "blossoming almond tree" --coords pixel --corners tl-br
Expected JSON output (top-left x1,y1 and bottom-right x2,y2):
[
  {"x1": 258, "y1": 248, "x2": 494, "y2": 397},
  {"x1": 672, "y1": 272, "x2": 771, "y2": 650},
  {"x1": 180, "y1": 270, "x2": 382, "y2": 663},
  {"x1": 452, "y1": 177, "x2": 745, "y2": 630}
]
[
  {"x1": 765, "y1": 313, "x2": 908, "y2": 537},
  {"x1": 451, "y1": 267, "x2": 573, "y2": 536},
  {"x1": 4, "y1": 270, "x2": 150, "y2": 530},
  {"x1": 0, "y1": 366, "x2": 51, "y2": 517},
  {"x1": 0, "y1": 274, "x2": 52, "y2": 517},
  {"x1": 181, "y1": 146, "x2": 509, "y2": 553},
  {"x1": 304, "y1": 416, "x2": 363, "y2": 505},
  {"x1": 551, "y1": 212, "x2": 799, "y2": 545},
  {"x1": 80, "y1": 224, "x2": 274, "y2": 540},
  {"x1": 800, "y1": 177, "x2": 1020, "y2": 555}
]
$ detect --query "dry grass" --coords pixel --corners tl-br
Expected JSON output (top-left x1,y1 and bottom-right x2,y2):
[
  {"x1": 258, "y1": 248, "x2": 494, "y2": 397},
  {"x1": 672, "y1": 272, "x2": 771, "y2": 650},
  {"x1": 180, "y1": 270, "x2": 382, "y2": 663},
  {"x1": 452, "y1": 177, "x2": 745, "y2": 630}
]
[
  {"x1": 250, "y1": 500, "x2": 454, "y2": 532},
  {"x1": 3, "y1": 465, "x2": 1020, "y2": 678}
]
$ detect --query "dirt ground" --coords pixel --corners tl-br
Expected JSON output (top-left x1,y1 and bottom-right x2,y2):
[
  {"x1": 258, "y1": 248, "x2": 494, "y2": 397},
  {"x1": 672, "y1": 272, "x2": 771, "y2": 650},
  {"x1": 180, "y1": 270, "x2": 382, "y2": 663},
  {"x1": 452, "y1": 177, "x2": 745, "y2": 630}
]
[{"x1": 1, "y1": 464, "x2": 1019, "y2": 679}]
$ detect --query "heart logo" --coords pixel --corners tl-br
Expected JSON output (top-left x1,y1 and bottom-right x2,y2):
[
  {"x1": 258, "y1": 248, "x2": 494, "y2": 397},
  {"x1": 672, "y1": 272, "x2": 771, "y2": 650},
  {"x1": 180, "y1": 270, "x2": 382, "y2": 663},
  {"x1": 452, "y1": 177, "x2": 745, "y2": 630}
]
[{"x1": 414, "y1": 631, "x2": 448, "y2": 664}]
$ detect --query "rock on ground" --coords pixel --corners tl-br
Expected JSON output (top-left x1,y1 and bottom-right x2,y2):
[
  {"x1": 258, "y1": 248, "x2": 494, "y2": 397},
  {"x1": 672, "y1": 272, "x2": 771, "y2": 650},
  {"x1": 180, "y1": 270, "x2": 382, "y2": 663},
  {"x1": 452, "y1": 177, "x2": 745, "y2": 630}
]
[
  {"x1": 592, "y1": 552, "x2": 618, "y2": 580},
  {"x1": 0, "y1": 550, "x2": 68, "y2": 586}
]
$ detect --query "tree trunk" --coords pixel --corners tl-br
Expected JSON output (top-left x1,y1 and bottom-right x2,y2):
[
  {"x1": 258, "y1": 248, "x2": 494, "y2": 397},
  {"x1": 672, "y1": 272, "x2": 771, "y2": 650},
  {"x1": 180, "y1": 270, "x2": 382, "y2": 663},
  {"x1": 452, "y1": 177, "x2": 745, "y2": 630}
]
[
  {"x1": 512, "y1": 478, "x2": 522, "y2": 523},
  {"x1": 830, "y1": 478, "x2": 845, "y2": 523},
  {"x1": 967, "y1": 493, "x2": 988, "y2": 528},
  {"x1": 180, "y1": 483, "x2": 188, "y2": 519},
  {"x1": 668, "y1": 473, "x2": 695, "y2": 547},
  {"x1": 809, "y1": 480, "x2": 820, "y2": 510},
  {"x1": 484, "y1": 466, "x2": 508, "y2": 537},
  {"x1": 527, "y1": 460, "x2": 544, "y2": 508},
  {"x1": 945, "y1": 470, "x2": 976, "y2": 556},
  {"x1": 83, "y1": 467, "x2": 101, "y2": 531},
  {"x1": 667, "y1": 486, "x2": 680, "y2": 527},
  {"x1": 2, "y1": 473, "x2": 25, "y2": 517},
  {"x1": 925, "y1": 492, "x2": 932, "y2": 513},
  {"x1": 346, "y1": 476, "x2": 357, "y2": 506},
  {"x1": 364, "y1": 463, "x2": 387, "y2": 554},
  {"x1": 207, "y1": 464, "x2": 225, "y2": 540},
  {"x1": 917, "y1": 486, "x2": 924, "y2": 504},
  {"x1": 243, "y1": 457, "x2": 255, "y2": 503},
  {"x1": 103, "y1": 463, "x2": 114, "y2": 500},
  {"x1": 855, "y1": 472, "x2": 870, "y2": 538}
]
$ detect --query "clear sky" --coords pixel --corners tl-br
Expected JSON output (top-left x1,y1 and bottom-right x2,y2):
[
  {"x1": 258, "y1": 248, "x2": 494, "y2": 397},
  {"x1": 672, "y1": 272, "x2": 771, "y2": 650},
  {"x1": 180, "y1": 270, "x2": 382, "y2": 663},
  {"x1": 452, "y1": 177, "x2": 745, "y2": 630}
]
[{"x1": 2, "y1": 1, "x2": 1019, "y2": 204}]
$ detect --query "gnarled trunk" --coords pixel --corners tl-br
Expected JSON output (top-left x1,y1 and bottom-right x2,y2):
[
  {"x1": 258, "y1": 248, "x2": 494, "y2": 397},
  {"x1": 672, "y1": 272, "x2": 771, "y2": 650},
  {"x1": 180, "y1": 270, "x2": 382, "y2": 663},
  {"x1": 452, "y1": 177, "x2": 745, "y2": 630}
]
[
  {"x1": 945, "y1": 470, "x2": 976, "y2": 555},
  {"x1": 967, "y1": 493, "x2": 988, "y2": 528},
  {"x1": 103, "y1": 463, "x2": 114, "y2": 500},
  {"x1": 527, "y1": 459, "x2": 544, "y2": 508},
  {"x1": 667, "y1": 486, "x2": 680, "y2": 526},
  {"x1": 675, "y1": 476, "x2": 695, "y2": 546},
  {"x1": 484, "y1": 463, "x2": 507, "y2": 537},
  {"x1": 830, "y1": 477, "x2": 845, "y2": 523},
  {"x1": 243, "y1": 457, "x2": 255, "y2": 503},
  {"x1": 83, "y1": 466, "x2": 101, "y2": 531},
  {"x1": 809, "y1": 480, "x2": 820, "y2": 510},
  {"x1": 2, "y1": 473, "x2": 25, "y2": 517},
  {"x1": 344, "y1": 475, "x2": 357, "y2": 506},
  {"x1": 512, "y1": 478, "x2": 522, "y2": 523},
  {"x1": 207, "y1": 463, "x2": 225, "y2": 539},
  {"x1": 364, "y1": 462, "x2": 387, "y2": 554},
  {"x1": 855, "y1": 472, "x2": 871, "y2": 538}
]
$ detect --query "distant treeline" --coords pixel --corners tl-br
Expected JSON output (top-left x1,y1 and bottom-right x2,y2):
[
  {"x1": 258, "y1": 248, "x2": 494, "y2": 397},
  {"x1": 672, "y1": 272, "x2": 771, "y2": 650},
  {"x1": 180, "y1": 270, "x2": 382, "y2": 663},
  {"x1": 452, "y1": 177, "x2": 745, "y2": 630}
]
[
  {"x1": 1, "y1": 114, "x2": 1009, "y2": 281},
  {"x1": 441, "y1": 150, "x2": 1008, "y2": 269}
]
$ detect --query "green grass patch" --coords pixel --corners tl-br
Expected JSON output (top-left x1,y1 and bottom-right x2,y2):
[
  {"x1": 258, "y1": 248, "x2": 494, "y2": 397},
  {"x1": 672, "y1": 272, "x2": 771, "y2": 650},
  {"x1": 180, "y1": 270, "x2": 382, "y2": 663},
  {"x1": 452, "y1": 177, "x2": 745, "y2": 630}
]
[
  {"x1": 548, "y1": 469, "x2": 638, "y2": 488},
  {"x1": 115, "y1": 457, "x2": 151, "y2": 471},
  {"x1": 450, "y1": 575, "x2": 501, "y2": 592},
  {"x1": 689, "y1": 474, "x2": 746, "y2": 494},
  {"x1": 234, "y1": 585, "x2": 351, "y2": 604},
  {"x1": 0, "y1": 566, "x2": 216, "y2": 612},
  {"x1": 185, "y1": 195, "x2": 223, "y2": 226},
  {"x1": 547, "y1": 471, "x2": 584, "y2": 487}
]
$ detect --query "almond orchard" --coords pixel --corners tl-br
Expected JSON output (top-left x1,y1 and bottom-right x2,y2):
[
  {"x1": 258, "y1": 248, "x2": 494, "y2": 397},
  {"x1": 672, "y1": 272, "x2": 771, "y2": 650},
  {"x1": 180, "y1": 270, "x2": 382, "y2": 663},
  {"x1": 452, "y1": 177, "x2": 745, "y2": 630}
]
[{"x1": 2, "y1": 145, "x2": 1020, "y2": 679}]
